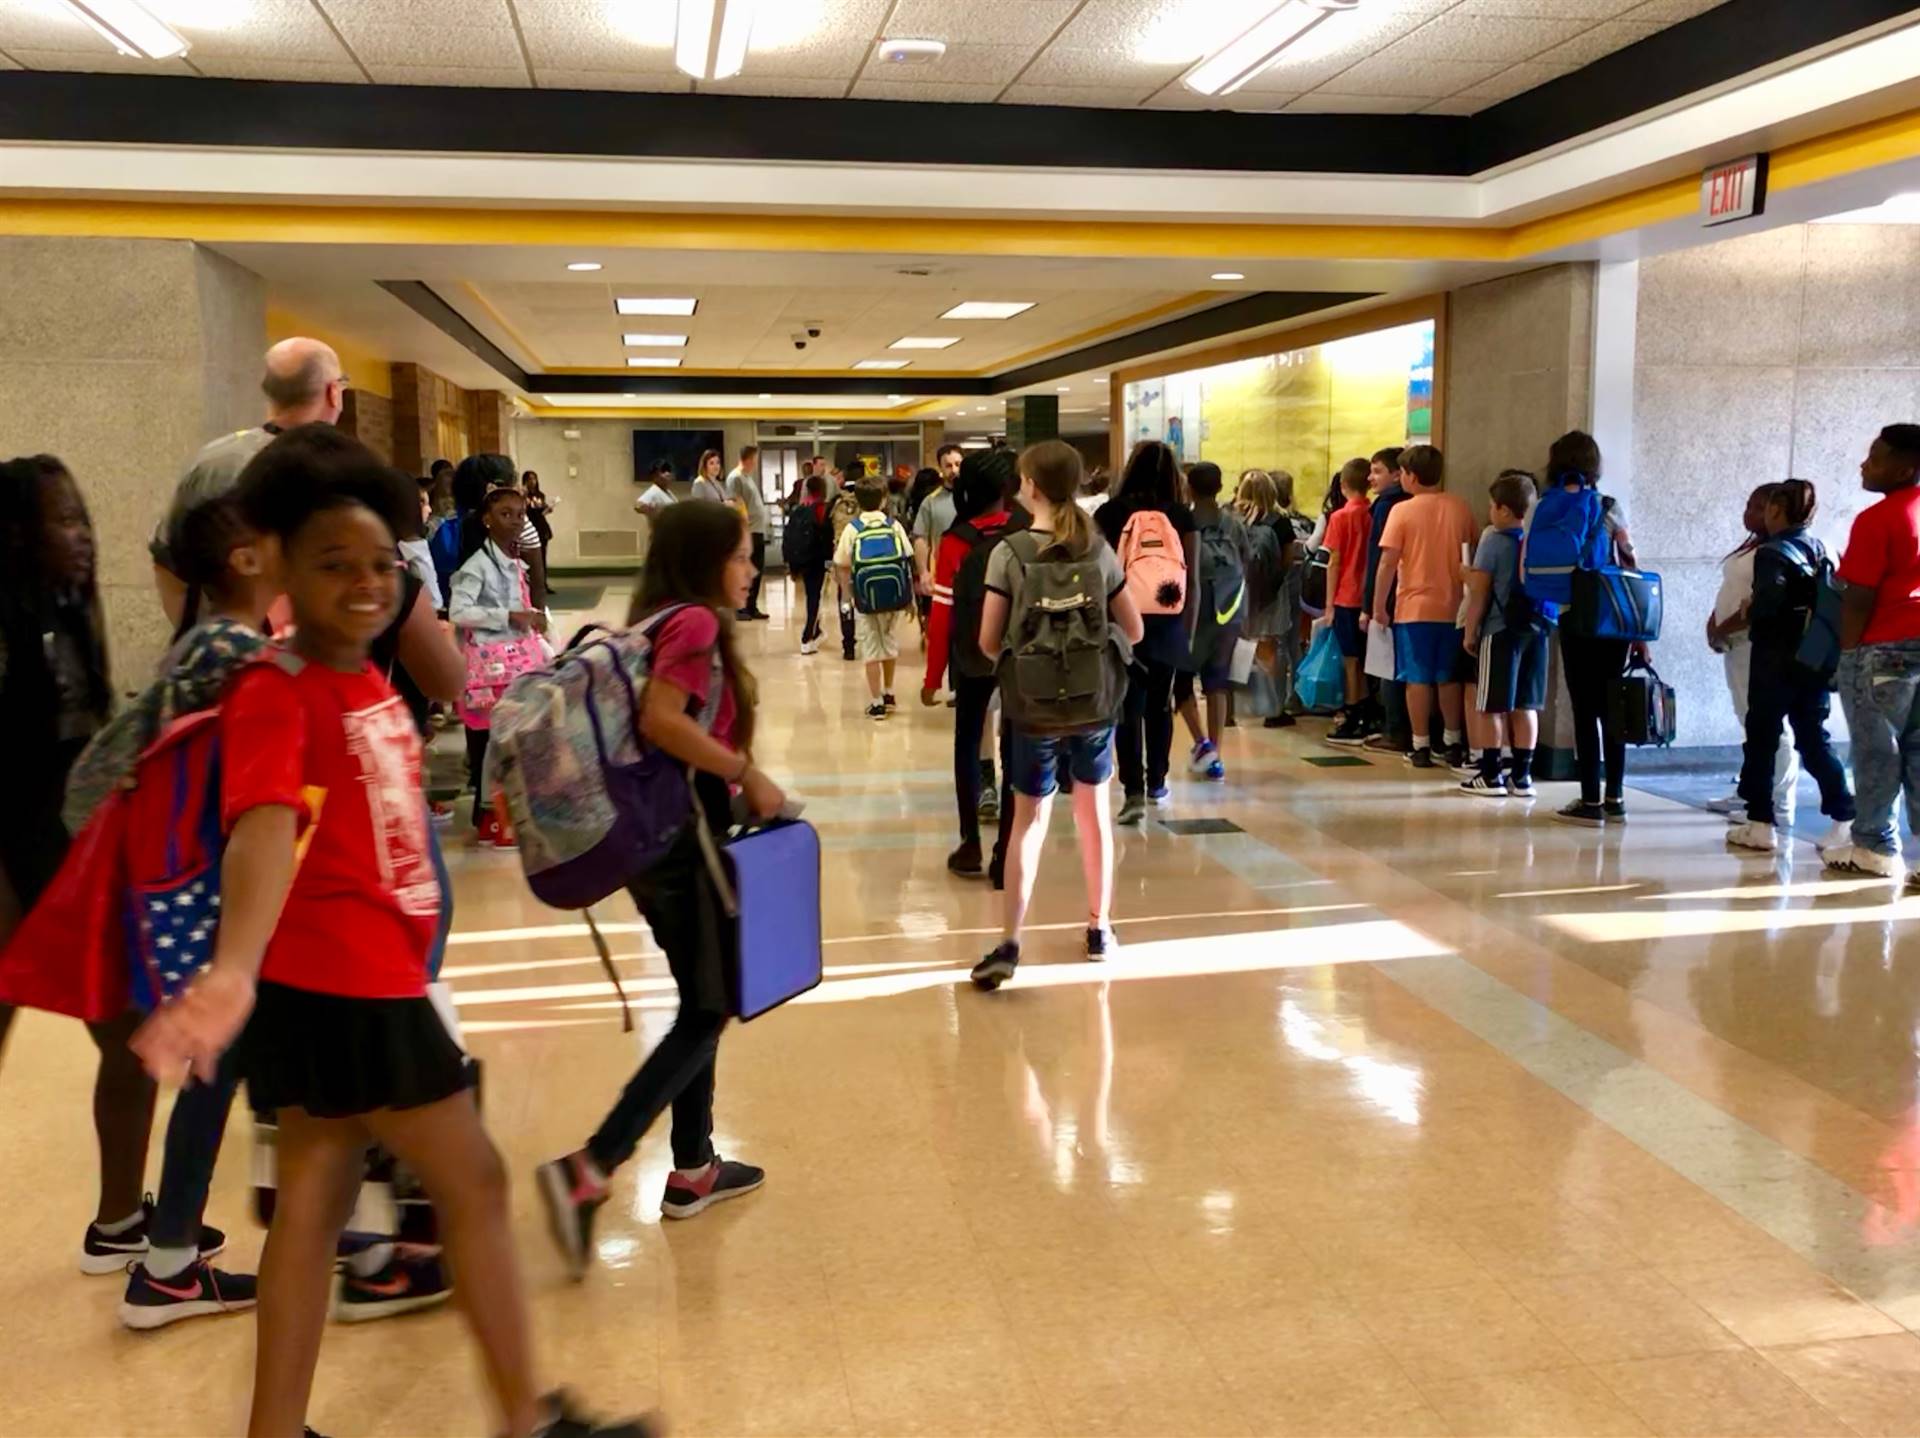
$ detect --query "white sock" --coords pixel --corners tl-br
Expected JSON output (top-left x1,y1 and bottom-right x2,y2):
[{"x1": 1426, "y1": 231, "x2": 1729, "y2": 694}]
[
  {"x1": 1413, "y1": 737, "x2": 1431, "y2": 751},
  {"x1": 96, "y1": 1208, "x2": 142, "y2": 1236},
  {"x1": 347, "y1": 1242, "x2": 394, "y2": 1278},
  {"x1": 1443, "y1": 728, "x2": 1463, "y2": 747},
  {"x1": 146, "y1": 1243, "x2": 196, "y2": 1280}
]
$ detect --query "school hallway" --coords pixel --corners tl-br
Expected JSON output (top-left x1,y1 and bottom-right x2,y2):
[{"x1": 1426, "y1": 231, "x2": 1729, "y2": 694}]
[{"x1": 6, "y1": 576, "x2": 1920, "y2": 1438}]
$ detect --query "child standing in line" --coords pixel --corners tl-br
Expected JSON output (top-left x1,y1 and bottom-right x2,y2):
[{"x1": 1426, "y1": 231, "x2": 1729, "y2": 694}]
[
  {"x1": 1458, "y1": 472, "x2": 1549, "y2": 800},
  {"x1": 1178, "y1": 462, "x2": 1250, "y2": 782},
  {"x1": 971, "y1": 441, "x2": 1144, "y2": 992},
  {"x1": 130, "y1": 427, "x2": 646, "y2": 1438},
  {"x1": 1372, "y1": 445, "x2": 1476, "y2": 770},
  {"x1": 835, "y1": 474, "x2": 913, "y2": 720},
  {"x1": 1320, "y1": 459, "x2": 1376, "y2": 745},
  {"x1": 450, "y1": 485, "x2": 549, "y2": 845},
  {"x1": 537, "y1": 501, "x2": 779, "y2": 1271}
]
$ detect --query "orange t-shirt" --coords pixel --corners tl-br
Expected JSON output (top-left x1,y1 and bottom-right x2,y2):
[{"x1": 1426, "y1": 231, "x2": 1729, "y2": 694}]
[{"x1": 1378, "y1": 489, "x2": 1477, "y2": 625}]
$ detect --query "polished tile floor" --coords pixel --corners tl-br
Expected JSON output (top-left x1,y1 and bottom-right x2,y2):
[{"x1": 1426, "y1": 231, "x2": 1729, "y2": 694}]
[{"x1": 8, "y1": 579, "x2": 1920, "y2": 1436}]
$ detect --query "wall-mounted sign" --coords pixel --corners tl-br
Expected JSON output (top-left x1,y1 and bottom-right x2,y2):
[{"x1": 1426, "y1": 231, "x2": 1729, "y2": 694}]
[{"x1": 1701, "y1": 154, "x2": 1767, "y2": 227}]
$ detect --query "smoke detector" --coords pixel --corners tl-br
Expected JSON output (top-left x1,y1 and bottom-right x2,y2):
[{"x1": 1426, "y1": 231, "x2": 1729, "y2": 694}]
[{"x1": 876, "y1": 38, "x2": 947, "y2": 65}]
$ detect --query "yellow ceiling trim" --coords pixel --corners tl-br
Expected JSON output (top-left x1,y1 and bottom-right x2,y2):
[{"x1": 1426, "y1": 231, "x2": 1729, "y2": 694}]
[
  {"x1": 265, "y1": 302, "x2": 395, "y2": 398},
  {"x1": 522, "y1": 405, "x2": 940, "y2": 422}
]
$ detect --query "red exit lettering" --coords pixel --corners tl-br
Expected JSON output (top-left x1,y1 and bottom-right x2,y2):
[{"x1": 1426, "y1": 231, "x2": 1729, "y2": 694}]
[{"x1": 1709, "y1": 166, "x2": 1746, "y2": 217}]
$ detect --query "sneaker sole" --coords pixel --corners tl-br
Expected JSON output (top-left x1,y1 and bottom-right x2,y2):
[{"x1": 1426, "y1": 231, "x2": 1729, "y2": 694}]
[
  {"x1": 1551, "y1": 811, "x2": 1606, "y2": 828},
  {"x1": 1458, "y1": 787, "x2": 1508, "y2": 799},
  {"x1": 1506, "y1": 789, "x2": 1537, "y2": 801},
  {"x1": 661, "y1": 1173, "x2": 765, "y2": 1221},
  {"x1": 1826, "y1": 859, "x2": 1903, "y2": 880},
  {"x1": 80, "y1": 1245, "x2": 146, "y2": 1276},
  {"x1": 535, "y1": 1162, "x2": 588, "y2": 1281},
  {"x1": 119, "y1": 1295, "x2": 255, "y2": 1331},
  {"x1": 333, "y1": 1288, "x2": 454, "y2": 1323},
  {"x1": 1728, "y1": 840, "x2": 1780, "y2": 853},
  {"x1": 971, "y1": 960, "x2": 1018, "y2": 991}
]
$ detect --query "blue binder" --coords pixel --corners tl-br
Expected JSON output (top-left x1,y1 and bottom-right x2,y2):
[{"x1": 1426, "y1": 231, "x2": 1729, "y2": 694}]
[{"x1": 723, "y1": 819, "x2": 823, "y2": 1020}]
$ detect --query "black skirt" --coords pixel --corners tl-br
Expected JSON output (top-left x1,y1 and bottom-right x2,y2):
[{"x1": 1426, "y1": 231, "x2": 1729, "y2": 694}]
[{"x1": 241, "y1": 981, "x2": 472, "y2": 1120}]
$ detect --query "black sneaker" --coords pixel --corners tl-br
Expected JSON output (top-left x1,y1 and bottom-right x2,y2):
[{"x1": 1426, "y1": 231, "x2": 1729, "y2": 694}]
[
  {"x1": 1457, "y1": 773, "x2": 1508, "y2": 799},
  {"x1": 1603, "y1": 798, "x2": 1628, "y2": 824},
  {"x1": 532, "y1": 1389, "x2": 660, "y2": 1438},
  {"x1": 661, "y1": 1157, "x2": 765, "y2": 1220},
  {"x1": 1325, "y1": 714, "x2": 1368, "y2": 747},
  {"x1": 1363, "y1": 732, "x2": 1410, "y2": 755},
  {"x1": 866, "y1": 701, "x2": 887, "y2": 721},
  {"x1": 1085, "y1": 926, "x2": 1119, "y2": 962},
  {"x1": 535, "y1": 1153, "x2": 607, "y2": 1282},
  {"x1": 334, "y1": 1248, "x2": 453, "y2": 1323},
  {"x1": 1553, "y1": 799, "x2": 1607, "y2": 827},
  {"x1": 971, "y1": 942, "x2": 1019, "y2": 991},
  {"x1": 987, "y1": 854, "x2": 1005, "y2": 891},
  {"x1": 947, "y1": 840, "x2": 984, "y2": 876},
  {"x1": 883, "y1": 692, "x2": 898, "y2": 711},
  {"x1": 1263, "y1": 713, "x2": 1297, "y2": 728},
  {"x1": 1442, "y1": 743, "x2": 1471, "y2": 772},
  {"x1": 80, "y1": 1199, "x2": 226, "y2": 1276},
  {"x1": 119, "y1": 1259, "x2": 257, "y2": 1330},
  {"x1": 1407, "y1": 747, "x2": 1436, "y2": 770}
]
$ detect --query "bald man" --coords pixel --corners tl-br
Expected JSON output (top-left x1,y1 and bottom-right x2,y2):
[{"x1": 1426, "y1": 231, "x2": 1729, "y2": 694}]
[{"x1": 152, "y1": 337, "x2": 347, "y2": 624}]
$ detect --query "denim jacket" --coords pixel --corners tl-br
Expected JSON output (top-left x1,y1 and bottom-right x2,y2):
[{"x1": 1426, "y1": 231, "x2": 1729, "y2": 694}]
[{"x1": 449, "y1": 541, "x2": 533, "y2": 645}]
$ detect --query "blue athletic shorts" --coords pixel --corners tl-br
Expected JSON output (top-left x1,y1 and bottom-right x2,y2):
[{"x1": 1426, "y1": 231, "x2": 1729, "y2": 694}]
[
  {"x1": 1394, "y1": 621, "x2": 1468, "y2": 686},
  {"x1": 1006, "y1": 725, "x2": 1115, "y2": 799}
]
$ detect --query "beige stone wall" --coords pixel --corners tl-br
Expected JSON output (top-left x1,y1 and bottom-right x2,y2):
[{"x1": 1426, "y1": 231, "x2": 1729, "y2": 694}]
[
  {"x1": 1632, "y1": 223, "x2": 1920, "y2": 745},
  {"x1": 0, "y1": 237, "x2": 265, "y2": 687}
]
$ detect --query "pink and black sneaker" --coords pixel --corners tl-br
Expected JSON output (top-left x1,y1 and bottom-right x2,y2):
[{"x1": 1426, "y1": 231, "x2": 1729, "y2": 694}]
[
  {"x1": 536, "y1": 1153, "x2": 608, "y2": 1281},
  {"x1": 661, "y1": 1157, "x2": 764, "y2": 1220},
  {"x1": 119, "y1": 1258, "x2": 257, "y2": 1330}
]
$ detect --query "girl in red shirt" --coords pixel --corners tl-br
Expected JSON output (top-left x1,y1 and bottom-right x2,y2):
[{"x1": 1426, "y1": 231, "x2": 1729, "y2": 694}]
[{"x1": 133, "y1": 427, "x2": 646, "y2": 1438}]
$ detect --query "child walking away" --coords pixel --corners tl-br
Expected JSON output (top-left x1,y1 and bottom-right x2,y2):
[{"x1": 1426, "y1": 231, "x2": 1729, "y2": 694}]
[
  {"x1": 927, "y1": 450, "x2": 1025, "y2": 879},
  {"x1": 1320, "y1": 459, "x2": 1376, "y2": 745},
  {"x1": 781, "y1": 472, "x2": 833, "y2": 654},
  {"x1": 537, "y1": 501, "x2": 779, "y2": 1270},
  {"x1": 1179, "y1": 462, "x2": 1251, "y2": 782},
  {"x1": 451, "y1": 485, "x2": 550, "y2": 846},
  {"x1": 835, "y1": 473, "x2": 913, "y2": 718},
  {"x1": 972, "y1": 442, "x2": 1144, "y2": 991},
  {"x1": 1236, "y1": 469, "x2": 1302, "y2": 729},
  {"x1": 1457, "y1": 472, "x2": 1548, "y2": 800},
  {"x1": 129, "y1": 427, "x2": 648, "y2": 1438},
  {"x1": 1728, "y1": 480, "x2": 1856, "y2": 854},
  {"x1": 0, "y1": 456, "x2": 164, "y2": 1291}
]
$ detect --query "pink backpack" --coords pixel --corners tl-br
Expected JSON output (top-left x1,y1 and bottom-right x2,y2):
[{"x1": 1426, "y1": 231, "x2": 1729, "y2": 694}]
[{"x1": 1119, "y1": 509, "x2": 1188, "y2": 616}]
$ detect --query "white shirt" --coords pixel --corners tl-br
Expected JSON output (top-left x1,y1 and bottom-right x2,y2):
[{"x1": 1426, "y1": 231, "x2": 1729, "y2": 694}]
[
  {"x1": 1716, "y1": 546, "x2": 1758, "y2": 629},
  {"x1": 634, "y1": 483, "x2": 674, "y2": 515}
]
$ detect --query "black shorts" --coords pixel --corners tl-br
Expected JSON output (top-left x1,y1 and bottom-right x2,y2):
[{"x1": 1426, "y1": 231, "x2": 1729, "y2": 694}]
[
  {"x1": 1476, "y1": 629, "x2": 1549, "y2": 714},
  {"x1": 242, "y1": 981, "x2": 472, "y2": 1119},
  {"x1": 1332, "y1": 606, "x2": 1365, "y2": 660}
]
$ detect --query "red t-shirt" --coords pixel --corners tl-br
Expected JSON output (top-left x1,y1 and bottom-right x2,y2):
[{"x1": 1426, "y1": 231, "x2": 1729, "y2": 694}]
[
  {"x1": 222, "y1": 659, "x2": 440, "y2": 999},
  {"x1": 1323, "y1": 498, "x2": 1373, "y2": 610},
  {"x1": 1839, "y1": 487, "x2": 1920, "y2": 644},
  {"x1": 646, "y1": 605, "x2": 738, "y2": 748}
]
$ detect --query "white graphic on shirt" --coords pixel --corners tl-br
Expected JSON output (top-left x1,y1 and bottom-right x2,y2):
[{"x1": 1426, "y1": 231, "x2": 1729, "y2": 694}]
[{"x1": 341, "y1": 695, "x2": 440, "y2": 918}]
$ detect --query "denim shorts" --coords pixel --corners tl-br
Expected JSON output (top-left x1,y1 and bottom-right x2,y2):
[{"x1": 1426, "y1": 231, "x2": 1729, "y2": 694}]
[
  {"x1": 1394, "y1": 621, "x2": 1468, "y2": 686},
  {"x1": 1006, "y1": 724, "x2": 1115, "y2": 799}
]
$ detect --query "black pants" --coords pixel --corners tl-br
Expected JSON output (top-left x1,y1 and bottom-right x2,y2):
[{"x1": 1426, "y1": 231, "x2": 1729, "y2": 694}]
[
  {"x1": 953, "y1": 675, "x2": 1014, "y2": 858},
  {"x1": 745, "y1": 532, "x2": 767, "y2": 615},
  {"x1": 1561, "y1": 633, "x2": 1630, "y2": 803},
  {"x1": 839, "y1": 584, "x2": 856, "y2": 658},
  {"x1": 1117, "y1": 658, "x2": 1177, "y2": 797},
  {"x1": 1381, "y1": 678, "x2": 1411, "y2": 745},
  {"x1": 585, "y1": 826, "x2": 732, "y2": 1174},
  {"x1": 1740, "y1": 652, "x2": 1854, "y2": 826},
  {"x1": 150, "y1": 1048, "x2": 241, "y2": 1249},
  {"x1": 465, "y1": 725, "x2": 490, "y2": 826},
  {"x1": 799, "y1": 565, "x2": 826, "y2": 644}
]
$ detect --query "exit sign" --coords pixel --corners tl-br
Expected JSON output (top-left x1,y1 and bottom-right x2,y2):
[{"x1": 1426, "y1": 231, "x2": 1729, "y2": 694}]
[{"x1": 1701, "y1": 154, "x2": 1768, "y2": 226}]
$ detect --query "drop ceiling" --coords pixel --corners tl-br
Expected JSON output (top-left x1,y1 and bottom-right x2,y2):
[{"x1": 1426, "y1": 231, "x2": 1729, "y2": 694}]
[{"x1": 0, "y1": 0, "x2": 1729, "y2": 116}]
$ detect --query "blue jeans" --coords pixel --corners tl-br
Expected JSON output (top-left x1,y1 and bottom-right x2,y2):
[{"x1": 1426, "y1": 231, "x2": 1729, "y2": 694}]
[{"x1": 1839, "y1": 642, "x2": 1920, "y2": 856}]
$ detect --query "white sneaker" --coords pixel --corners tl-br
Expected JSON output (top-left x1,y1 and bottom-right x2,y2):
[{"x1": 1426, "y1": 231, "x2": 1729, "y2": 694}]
[
  {"x1": 1722, "y1": 806, "x2": 1747, "y2": 826},
  {"x1": 1187, "y1": 740, "x2": 1217, "y2": 776},
  {"x1": 1706, "y1": 793, "x2": 1744, "y2": 814},
  {"x1": 1824, "y1": 844, "x2": 1903, "y2": 879},
  {"x1": 799, "y1": 639, "x2": 818, "y2": 656},
  {"x1": 1727, "y1": 820, "x2": 1779, "y2": 853},
  {"x1": 1814, "y1": 820, "x2": 1850, "y2": 854}
]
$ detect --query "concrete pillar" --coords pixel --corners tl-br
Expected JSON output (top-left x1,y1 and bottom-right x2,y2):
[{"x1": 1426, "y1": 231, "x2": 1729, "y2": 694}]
[{"x1": 0, "y1": 237, "x2": 264, "y2": 681}]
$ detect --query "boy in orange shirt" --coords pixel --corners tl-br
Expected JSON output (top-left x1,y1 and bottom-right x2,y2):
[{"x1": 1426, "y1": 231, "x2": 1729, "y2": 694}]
[{"x1": 1372, "y1": 445, "x2": 1477, "y2": 770}]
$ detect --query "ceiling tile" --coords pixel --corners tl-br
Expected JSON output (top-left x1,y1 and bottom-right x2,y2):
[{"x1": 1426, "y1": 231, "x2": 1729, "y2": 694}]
[
  {"x1": 1316, "y1": 54, "x2": 1506, "y2": 98},
  {"x1": 361, "y1": 64, "x2": 534, "y2": 87},
  {"x1": 1283, "y1": 93, "x2": 1428, "y2": 114},
  {"x1": 1000, "y1": 82, "x2": 1158, "y2": 108},
  {"x1": 1016, "y1": 46, "x2": 1184, "y2": 87},
  {"x1": 1144, "y1": 87, "x2": 1297, "y2": 111},
  {"x1": 144, "y1": 0, "x2": 352, "y2": 61},
  {"x1": 749, "y1": 0, "x2": 892, "y2": 54},
  {"x1": 0, "y1": 0, "x2": 98, "y2": 47},
  {"x1": 0, "y1": 50, "x2": 15, "y2": 69},
  {"x1": 1387, "y1": 11, "x2": 1591, "y2": 61},
  {"x1": 9, "y1": 47, "x2": 195, "y2": 74},
  {"x1": 1455, "y1": 59, "x2": 1577, "y2": 101},
  {"x1": 316, "y1": 1, "x2": 526, "y2": 67},
  {"x1": 882, "y1": 0, "x2": 1079, "y2": 46},
  {"x1": 519, "y1": 29, "x2": 675, "y2": 72},
  {"x1": 698, "y1": 76, "x2": 847, "y2": 97},
  {"x1": 850, "y1": 78, "x2": 1004, "y2": 102},
  {"x1": 736, "y1": 38, "x2": 871, "y2": 79},
  {"x1": 192, "y1": 57, "x2": 367, "y2": 83},
  {"x1": 538, "y1": 68, "x2": 691, "y2": 92},
  {"x1": 1531, "y1": 18, "x2": 1662, "y2": 64},
  {"x1": 1450, "y1": 0, "x2": 1646, "y2": 15},
  {"x1": 1419, "y1": 95, "x2": 1485, "y2": 114},
  {"x1": 1624, "y1": 0, "x2": 1727, "y2": 19},
  {"x1": 861, "y1": 42, "x2": 1034, "y2": 84}
]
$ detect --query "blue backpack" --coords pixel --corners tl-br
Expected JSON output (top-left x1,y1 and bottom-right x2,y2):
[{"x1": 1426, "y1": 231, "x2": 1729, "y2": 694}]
[
  {"x1": 849, "y1": 514, "x2": 912, "y2": 613},
  {"x1": 429, "y1": 514, "x2": 466, "y2": 605},
  {"x1": 1520, "y1": 484, "x2": 1609, "y2": 610}
]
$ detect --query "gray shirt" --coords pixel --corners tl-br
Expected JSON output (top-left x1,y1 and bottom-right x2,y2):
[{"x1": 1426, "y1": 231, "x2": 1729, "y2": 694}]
[
  {"x1": 913, "y1": 486, "x2": 958, "y2": 556},
  {"x1": 690, "y1": 476, "x2": 725, "y2": 505},
  {"x1": 1473, "y1": 527, "x2": 1523, "y2": 636},
  {"x1": 982, "y1": 528, "x2": 1128, "y2": 656},
  {"x1": 726, "y1": 467, "x2": 770, "y2": 536},
  {"x1": 150, "y1": 425, "x2": 279, "y2": 572}
]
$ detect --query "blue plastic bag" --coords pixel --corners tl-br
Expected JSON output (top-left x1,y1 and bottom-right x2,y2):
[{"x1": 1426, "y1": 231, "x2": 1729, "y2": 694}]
[{"x1": 1294, "y1": 626, "x2": 1345, "y2": 713}]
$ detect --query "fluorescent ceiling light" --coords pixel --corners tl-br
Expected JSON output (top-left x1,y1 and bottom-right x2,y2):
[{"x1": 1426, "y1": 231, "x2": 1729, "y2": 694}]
[
  {"x1": 616, "y1": 297, "x2": 698, "y2": 316},
  {"x1": 1212, "y1": 271, "x2": 1247, "y2": 280},
  {"x1": 626, "y1": 357, "x2": 683, "y2": 368},
  {"x1": 676, "y1": 0, "x2": 755, "y2": 81},
  {"x1": 623, "y1": 333, "x2": 688, "y2": 347},
  {"x1": 854, "y1": 360, "x2": 909, "y2": 370},
  {"x1": 1183, "y1": 2, "x2": 1333, "y2": 97},
  {"x1": 1056, "y1": 385, "x2": 1071, "y2": 391},
  {"x1": 889, "y1": 336, "x2": 960, "y2": 350},
  {"x1": 56, "y1": 0, "x2": 189, "y2": 59},
  {"x1": 942, "y1": 301, "x2": 1034, "y2": 321},
  {"x1": 758, "y1": 392, "x2": 774, "y2": 399},
  {"x1": 567, "y1": 261, "x2": 603, "y2": 272}
]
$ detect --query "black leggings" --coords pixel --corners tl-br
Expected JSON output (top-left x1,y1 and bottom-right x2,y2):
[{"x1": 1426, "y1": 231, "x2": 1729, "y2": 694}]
[
  {"x1": 1117, "y1": 658, "x2": 1177, "y2": 796},
  {"x1": 465, "y1": 726, "x2": 490, "y2": 826},
  {"x1": 746, "y1": 532, "x2": 767, "y2": 614},
  {"x1": 800, "y1": 565, "x2": 826, "y2": 644},
  {"x1": 953, "y1": 674, "x2": 1014, "y2": 857},
  {"x1": 150, "y1": 1049, "x2": 241, "y2": 1248},
  {"x1": 1560, "y1": 633, "x2": 1629, "y2": 803}
]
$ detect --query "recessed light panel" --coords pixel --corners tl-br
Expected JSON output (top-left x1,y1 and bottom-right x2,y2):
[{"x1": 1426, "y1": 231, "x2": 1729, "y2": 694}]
[
  {"x1": 889, "y1": 336, "x2": 960, "y2": 350},
  {"x1": 941, "y1": 301, "x2": 1035, "y2": 321},
  {"x1": 623, "y1": 333, "x2": 688, "y2": 347},
  {"x1": 1212, "y1": 271, "x2": 1247, "y2": 280},
  {"x1": 616, "y1": 297, "x2": 699, "y2": 316},
  {"x1": 853, "y1": 360, "x2": 910, "y2": 370},
  {"x1": 626, "y1": 357, "x2": 683, "y2": 368},
  {"x1": 568, "y1": 261, "x2": 603, "y2": 272}
]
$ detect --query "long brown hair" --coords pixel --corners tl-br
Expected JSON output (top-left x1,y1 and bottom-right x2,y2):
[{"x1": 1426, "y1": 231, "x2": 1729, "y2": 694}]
[
  {"x1": 629, "y1": 500, "x2": 758, "y2": 750},
  {"x1": 695, "y1": 449, "x2": 722, "y2": 484},
  {"x1": 1019, "y1": 440, "x2": 1091, "y2": 555}
]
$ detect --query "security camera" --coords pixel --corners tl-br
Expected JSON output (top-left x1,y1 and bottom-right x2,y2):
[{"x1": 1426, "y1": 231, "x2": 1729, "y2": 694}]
[
  {"x1": 793, "y1": 338, "x2": 808, "y2": 350},
  {"x1": 807, "y1": 326, "x2": 822, "y2": 339}
]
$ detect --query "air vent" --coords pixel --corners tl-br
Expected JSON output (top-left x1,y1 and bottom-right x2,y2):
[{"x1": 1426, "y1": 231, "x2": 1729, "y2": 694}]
[{"x1": 579, "y1": 529, "x2": 639, "y2": 559}]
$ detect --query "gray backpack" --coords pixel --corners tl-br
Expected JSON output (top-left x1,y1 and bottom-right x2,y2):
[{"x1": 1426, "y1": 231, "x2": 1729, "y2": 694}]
[{"x1": 996, "y1": 529, "x2": 1130, "y2": 736}]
